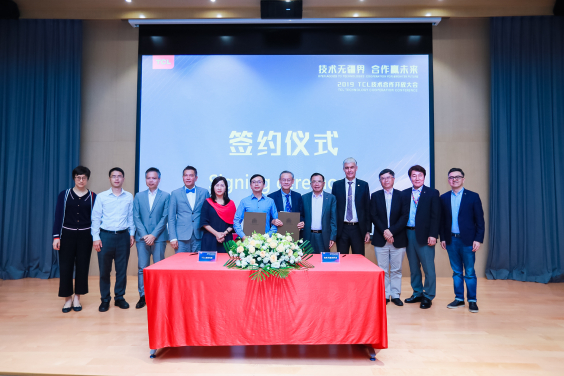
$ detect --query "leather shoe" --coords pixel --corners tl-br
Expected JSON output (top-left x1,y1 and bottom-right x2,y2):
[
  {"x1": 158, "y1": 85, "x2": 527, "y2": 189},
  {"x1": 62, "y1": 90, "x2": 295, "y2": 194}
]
[
  {"x1": 99, "y1": 301, "x2": 110, "y2": 312},
  {"x1": 72, "y1": 304, "x2": 82, "y2": 312},
  {"x1": 420, "y1": 297, "x2": 432, "y2": 309},
  {"x1": 136, "y1": 296, "x2": 146, "y2": 309},
  {"x1": 62, "y1": 306, "x2": 72, "y2": 313},
  {"x1": 115, "y1": 299, "x2": 130, "y2": 309},
  {"x1": 391, "y1": 298, "x2": 404, "y2": 306},
  {"x1": 447, "y1": 299, "x2": 465, "y2": 309},
  {"x1": 404, "y1": 295, "x2": 423, "y2": 303},
  {"x1": 469, "y1": 302, "x2": 479, "y2": 313}
]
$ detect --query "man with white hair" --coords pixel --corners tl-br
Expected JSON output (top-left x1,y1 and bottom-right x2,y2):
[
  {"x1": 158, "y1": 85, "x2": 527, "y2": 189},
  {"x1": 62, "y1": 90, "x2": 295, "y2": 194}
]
[
  {"x1": 331, "y1": 157, "x2": 371, "y2": 254},
  {"x1": 268, "y1": 170, "x2": 304, "y2": 236}
]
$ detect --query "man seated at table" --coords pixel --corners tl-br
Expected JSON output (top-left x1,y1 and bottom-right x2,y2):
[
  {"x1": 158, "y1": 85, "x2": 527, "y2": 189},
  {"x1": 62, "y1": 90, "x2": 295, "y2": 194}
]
[{"x1": 233, "y1": 174, "x2": 278, "y2": 240}]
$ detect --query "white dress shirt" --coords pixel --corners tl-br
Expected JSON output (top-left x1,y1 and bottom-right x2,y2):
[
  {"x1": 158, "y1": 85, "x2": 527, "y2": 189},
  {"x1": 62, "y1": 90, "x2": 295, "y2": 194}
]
[
  {"x1": 311, "y1": 191, "x2": 324, "y2": 231},
  {"x1": 91, "y1": 188, "x2": 135, "y2": 241},
  {"x1": 343, "y1": 178, "x2": 359, "y2": 223},
  {"x1": 148, "y1": 188, "x2": 158, "y2": 211},
  {"x1": 384, "y1": 188, "x2": 393, "y2": 228},
  {"x1": 186, "y1": 187, "x2": 196, "y2": 209}
]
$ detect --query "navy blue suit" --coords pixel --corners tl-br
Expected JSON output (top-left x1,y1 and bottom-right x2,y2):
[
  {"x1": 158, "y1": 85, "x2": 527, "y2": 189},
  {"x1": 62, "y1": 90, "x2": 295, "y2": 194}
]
[
  {"x1": 439, "y1": 189, "x2": 485, "y2": 247},
  {"x1": 268, "y1": 189, "x2": 304, "y2": 222},
  {"x1": 268, "y1": 189, "x2": 304, "y2": 238},
  {"x1": 370, "y1": 189, "x2": 409, "y2": 248},
  {"x1": 332, "y1": 178, "x2": 371, "y2": 254},
  {"x1": 439, "y1": 188, "x2": 485, "y2": 303}
]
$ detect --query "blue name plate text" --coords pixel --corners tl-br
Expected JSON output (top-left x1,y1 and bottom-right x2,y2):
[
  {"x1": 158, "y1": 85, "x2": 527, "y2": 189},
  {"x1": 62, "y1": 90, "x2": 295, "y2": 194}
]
[
  {"x1": 321, "y1": 252, "x2": 340, "y2": 263},
  {"x1": 198, "y1": 251, "x2": 217, "y2": 262}
]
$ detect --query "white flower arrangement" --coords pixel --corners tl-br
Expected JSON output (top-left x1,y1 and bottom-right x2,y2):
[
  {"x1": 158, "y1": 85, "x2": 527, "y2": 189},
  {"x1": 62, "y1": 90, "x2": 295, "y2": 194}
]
[{"x1": 224, "y1": 232, "x2": 314, "y2": 280}]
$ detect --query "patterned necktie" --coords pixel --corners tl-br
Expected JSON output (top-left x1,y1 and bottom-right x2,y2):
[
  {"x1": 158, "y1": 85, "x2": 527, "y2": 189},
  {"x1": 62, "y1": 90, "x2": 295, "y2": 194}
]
[
  {"x1": 186, "y1": 188, "x2": 195, "y2": 194},
  {"x1": 284, "y1": 193, "x2": 292, "y2": 212},
  {"x1": 412, "y1": 188, "x2": 421, "y2": 206},
  {"x1": 346, "y1": 182, "x2": 353, "y2": 221}
]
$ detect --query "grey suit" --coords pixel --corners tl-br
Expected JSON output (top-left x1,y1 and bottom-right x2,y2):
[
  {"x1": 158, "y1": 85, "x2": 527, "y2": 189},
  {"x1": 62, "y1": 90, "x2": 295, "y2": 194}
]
[
  {"x1": 133, "y1": 189, "x2": 170, "y2": 297},
  {"x1": 168, "y1": 186, "x2": 210, "y2": 253},
  {"x1": 301, "y1": 191, "x2": 338, "y2": 253}
]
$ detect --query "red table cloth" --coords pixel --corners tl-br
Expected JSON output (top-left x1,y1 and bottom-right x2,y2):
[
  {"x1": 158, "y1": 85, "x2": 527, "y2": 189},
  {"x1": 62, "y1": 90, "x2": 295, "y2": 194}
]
[{"x1": 144, "y1": 253, "x2": 388, "y2": 350}]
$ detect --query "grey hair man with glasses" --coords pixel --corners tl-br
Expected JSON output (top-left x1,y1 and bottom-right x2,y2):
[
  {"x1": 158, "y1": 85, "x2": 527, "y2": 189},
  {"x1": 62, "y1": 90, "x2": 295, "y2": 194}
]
[
  {"x1": 269, "y1": 170, "x2": 305, "y2": 235},
  {"x1": 370, "y1": 169, "x2": 410, "y2": 306}
]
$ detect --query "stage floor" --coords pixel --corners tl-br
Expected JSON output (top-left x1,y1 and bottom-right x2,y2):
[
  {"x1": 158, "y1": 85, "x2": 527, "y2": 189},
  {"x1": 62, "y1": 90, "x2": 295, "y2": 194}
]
[{"x1": 0, "y1": 276, "x2": 563, "y2": 376}]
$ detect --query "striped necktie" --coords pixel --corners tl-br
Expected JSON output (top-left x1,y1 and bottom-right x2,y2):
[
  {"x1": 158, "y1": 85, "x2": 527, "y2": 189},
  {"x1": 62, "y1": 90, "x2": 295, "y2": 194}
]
[{"x1": 284, "y1": 193, "x2": 292, "y2": 212}]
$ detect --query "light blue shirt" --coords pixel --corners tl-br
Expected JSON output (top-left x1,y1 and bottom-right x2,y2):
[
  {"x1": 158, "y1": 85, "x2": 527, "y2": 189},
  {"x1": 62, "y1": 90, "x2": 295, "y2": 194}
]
[
  {"x1": 451, "y1": 188, "x2": 464, "y2": 234},
  {"x1": 281, "y1": 191, "x2": 292, "y2": 212},
  {"x1": 407, "y1": 187, "x2": 422, "y2": 227},
  {"x1": 234, "y1": 194, "x2": 279, "y2": 238},
  {"x1": 91, "y1": 188, "x2": 135, "y2": 241}
]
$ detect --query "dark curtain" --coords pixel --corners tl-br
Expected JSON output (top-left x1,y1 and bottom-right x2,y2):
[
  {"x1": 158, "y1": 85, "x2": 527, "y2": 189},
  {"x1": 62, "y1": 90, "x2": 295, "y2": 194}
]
[
  {"x1": 0, "y1": 20, "x2": 82, "y2": 279},
  {"x1": 487, "y1": 16, "x2": 564, "y2": 283}
]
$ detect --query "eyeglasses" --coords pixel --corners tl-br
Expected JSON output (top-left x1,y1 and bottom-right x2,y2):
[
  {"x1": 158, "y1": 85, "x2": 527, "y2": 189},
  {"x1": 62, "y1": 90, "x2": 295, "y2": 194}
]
[
  {"x1": 280, "y1": 179, "x2": 293, "y2": 183},
  {"x1": 379, "y1": 176, "x2": 394, "y2": 181},
  {"x1": 251, "y1": 180, "x2": 264, "y2": 185},
  {"x1": 448, "y1": 176, "x2": 464, "y2": 181},
  {"x1": 75, "y1": 176, "x2": 88, "y2": 181}
]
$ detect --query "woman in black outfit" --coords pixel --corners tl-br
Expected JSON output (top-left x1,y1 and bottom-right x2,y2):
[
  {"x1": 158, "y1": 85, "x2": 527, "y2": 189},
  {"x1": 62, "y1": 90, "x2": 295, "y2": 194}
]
[
  {"x1": 200, "y1": 176, "x2": 236, "y2": 253},
  {"x1": 52, "y1": 166, "x2": 96, "y2": 313}
]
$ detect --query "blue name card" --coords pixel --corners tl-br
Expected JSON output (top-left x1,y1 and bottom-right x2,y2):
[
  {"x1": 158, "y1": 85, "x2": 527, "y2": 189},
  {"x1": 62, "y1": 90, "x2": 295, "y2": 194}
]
[
  {"x1": 198, "y1": 251, "x2": 217, "y2": 262},
  {"x1": 321, "y1": 252, "x2": 340, "y2": 263}
]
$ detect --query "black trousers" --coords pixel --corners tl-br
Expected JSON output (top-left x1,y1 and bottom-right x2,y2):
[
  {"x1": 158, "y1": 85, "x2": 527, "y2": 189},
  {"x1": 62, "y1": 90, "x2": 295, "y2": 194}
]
[
  {"x1": 336, "y1": 224, "x2": 365, "y2": 255},
  {"x1": 58, "y1": 229, "x2": 93, "y2": 297},
  {"x1": 98, "y1": 231, "x2": 130, "y2": 303}
]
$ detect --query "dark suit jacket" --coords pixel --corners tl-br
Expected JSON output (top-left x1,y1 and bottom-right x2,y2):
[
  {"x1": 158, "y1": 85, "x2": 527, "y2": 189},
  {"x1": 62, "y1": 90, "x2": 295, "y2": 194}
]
[
  {"x1": 439, "y1": 189, "x2": 485, "y2": 247},
  {"x1": 300, "y1": 191, "x2": 337, "y2": 252},
  {"x1": 268, "y1": 189, "x2": 304, "y2": 222},
  {"x1": 401, "y1": 185, "x2": 441, "y2": 246},
  {"x1": 370, "y1": 189, "x2": 409, "y2": 248},
  {"x1": 331, "y1": 178, "x2": 371, "y2": 236}
]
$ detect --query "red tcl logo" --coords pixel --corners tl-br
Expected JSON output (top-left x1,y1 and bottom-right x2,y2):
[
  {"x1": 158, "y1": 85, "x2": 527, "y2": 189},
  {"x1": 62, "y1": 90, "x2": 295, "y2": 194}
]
[{"x1": 153, "y1": 55, "x2": 174, "y2": 69}]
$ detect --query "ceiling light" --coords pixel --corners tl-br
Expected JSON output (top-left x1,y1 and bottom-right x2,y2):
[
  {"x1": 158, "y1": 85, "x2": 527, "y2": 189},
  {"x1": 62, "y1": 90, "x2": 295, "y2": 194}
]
[
  {"x1": 211, "y1": 0, "x2": 216, "y2": 2},
  {"x1": 425, "y1": 13, "x2": 432, "y2": 16},
  {"x1": 353, "y1": 13, "x2": 359, "y2": 17},
  {"x1": 125, "y1": 0, "x2": 132, "y2": 3},
  {"x1": 139, "y1": 14, "x2": 146, "y2": 18},
  {"x1": 217, "y1": 14, "x2": 222, "y2": 18}
]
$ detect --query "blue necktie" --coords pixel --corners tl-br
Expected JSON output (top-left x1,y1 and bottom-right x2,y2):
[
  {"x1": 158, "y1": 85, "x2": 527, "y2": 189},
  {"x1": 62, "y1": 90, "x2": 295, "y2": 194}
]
[
  {"x1": 186, "y1": 188, "x2": 195, "y2": 194},
  {"x1": 284, "y1": 193, "x2": 292, "y2": 212}
]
